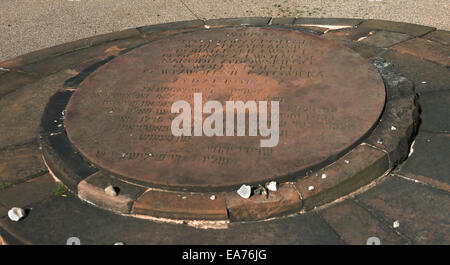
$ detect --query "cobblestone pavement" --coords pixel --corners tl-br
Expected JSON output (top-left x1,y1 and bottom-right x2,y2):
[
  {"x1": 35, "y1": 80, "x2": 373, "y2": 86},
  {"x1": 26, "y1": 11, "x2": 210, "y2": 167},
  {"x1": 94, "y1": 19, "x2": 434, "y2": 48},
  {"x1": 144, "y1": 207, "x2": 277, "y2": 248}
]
[{"x1": 0, "y1": 0, "x2": 449, "y2": 61}]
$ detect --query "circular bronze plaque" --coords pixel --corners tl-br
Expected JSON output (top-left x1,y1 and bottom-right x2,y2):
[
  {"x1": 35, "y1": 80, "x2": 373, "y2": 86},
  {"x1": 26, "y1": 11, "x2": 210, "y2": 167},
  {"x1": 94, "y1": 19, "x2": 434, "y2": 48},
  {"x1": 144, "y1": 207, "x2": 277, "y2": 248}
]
[{"x1": 65, "y1": 27, "x2": 385, "y2": 190}]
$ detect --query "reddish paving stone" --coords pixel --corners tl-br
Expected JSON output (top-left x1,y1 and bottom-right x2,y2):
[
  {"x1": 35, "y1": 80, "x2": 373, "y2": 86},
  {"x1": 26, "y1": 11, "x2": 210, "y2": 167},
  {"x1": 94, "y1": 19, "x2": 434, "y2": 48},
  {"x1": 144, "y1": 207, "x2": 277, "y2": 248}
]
[
  {"x1": 77, "y1": 171, "x2": 147, "y2": 214},
  {"x1": 0, "y1": 71, "x2": 73, "y2": 148},
  {"x1": 0, "y1": 174, "x2": 58, "y2": 218},
  {"x1": 19, "y1": 37, "x2": 147, "y2": 76},
  {"x1": 133, "y1": 190, "x2": 228, "y2": 220},
  {"x1": 0, "y1": 72, "x2": 40, "y2": 98},
  {"x1": 359, "y1": 31, "x2": 412, "y2": 48},
  {"x1": 0, "y1": 29, "x2": 141, "y2": 70},
  {"x1": 381, "y1": 50, "x2": 450, "y2": 93},
  {"x1": 0, "y1": 194, "x2": 344, "y2": 244},
  {"x1": 225, "y1": 184, "x2": 302, "y2": 221},
  {"x1": 321, "y1": 199, "x2": 409, "y2": 245},
  {"x1": 356, "y1": 175, "x2": 450, "y2": 244},
  {"x1": 359, "y1": 20, "x2": 435, "y2": 37},
  {"x1": 397, "y1": 132, "x2": 450, "y2": 191},
  {"x1": 390, "y1": 38, "x2": 450, "y2": 67},
  {"x1": 423, "y1": 30, "x2": 450, "y2": 45},
  {"x1": 296, "y1": 144, "x2": 390, "y2": 211},
  {"x1": 417, "y1": 91, "x2": 450, "y2": 133},
  {"x1": 0, "y1": 142, "x2": 47, "y2": 184}
]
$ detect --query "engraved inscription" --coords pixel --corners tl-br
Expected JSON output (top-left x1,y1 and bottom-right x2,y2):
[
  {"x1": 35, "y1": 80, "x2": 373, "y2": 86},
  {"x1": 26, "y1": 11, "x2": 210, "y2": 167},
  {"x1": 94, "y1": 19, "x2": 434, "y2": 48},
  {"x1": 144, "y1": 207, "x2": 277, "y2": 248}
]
[{"x1": 64, "y1": 27, "x2": 385, "y2": 189}]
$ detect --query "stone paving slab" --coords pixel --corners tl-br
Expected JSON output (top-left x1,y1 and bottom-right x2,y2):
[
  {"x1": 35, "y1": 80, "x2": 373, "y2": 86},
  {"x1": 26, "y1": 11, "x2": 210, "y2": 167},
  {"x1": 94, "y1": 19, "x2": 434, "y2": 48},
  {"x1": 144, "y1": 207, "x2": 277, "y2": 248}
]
[
  {"x1": 0, "y1": 72, "x2": 40, "y2": 98},
  {"x1": 0, "y1": 71, "x2": 73, "y2": 148},
  {"x1": 359, "y1": 19, "x2": 435, "y2": 37},
  {"x1": 417, "y1": 91, "x2": 450, "y2": 133},
  {"x1": 0, "y1": 195, "x2": 344, "y2": 245},
  {"x1": 0, "y1": 174, "x2": 58, "y2": 218},
  {"x1": 355, "y1": 175, "x2": 450, "y2": 244},
  {"x1": 423, "y1": 30, "x2": 450, "y2": 45},
  {"x1": 390, "y1": 38, "x2": 450, "y2": 67},
  {"x1": 358, "y1": 31, "x2": 412, "y2": 48},
  {"x1": 320, "y1": 199, "x2": 409, "y2": 245},
  {"x1": 0, "y1": 142, "x2": 47, "y2": 185},
  {"x1": 380, "y1": 50, "x2": 450, "y2": 94},
  {"x1": 397, "y1": 132, "x2": 450, "y2": 191}
]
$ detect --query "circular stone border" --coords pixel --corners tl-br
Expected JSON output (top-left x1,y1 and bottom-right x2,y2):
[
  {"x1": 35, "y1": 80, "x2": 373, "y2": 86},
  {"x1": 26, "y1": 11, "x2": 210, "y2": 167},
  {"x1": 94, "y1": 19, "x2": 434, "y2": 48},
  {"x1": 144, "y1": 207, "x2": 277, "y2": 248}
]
[{"x1": 38, "y1": 18, "x2": 419, "y2": 222}]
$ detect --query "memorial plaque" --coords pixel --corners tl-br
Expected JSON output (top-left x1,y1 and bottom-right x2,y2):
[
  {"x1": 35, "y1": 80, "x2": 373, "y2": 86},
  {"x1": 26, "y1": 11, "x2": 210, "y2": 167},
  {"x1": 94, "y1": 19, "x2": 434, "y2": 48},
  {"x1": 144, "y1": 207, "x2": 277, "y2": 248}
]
[{"x1": 64, "y1": 27, "x2": 385, "y2": 190}]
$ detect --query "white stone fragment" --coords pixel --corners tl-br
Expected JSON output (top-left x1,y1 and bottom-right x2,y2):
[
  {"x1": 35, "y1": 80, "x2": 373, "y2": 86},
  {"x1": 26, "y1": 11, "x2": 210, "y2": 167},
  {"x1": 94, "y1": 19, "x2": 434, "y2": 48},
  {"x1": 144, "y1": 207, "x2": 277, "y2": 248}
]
[
  {"x1": 344, "y1": 160, "x2": 350, "y2": 164},
  {"x1": 210, "y1": 195, "x2": 216, "y2": 200},
  {"x1": 237, "y1": 184, "x2": 251, "y2": 199},
  {"x1": 308, "y1": 186, "x2": 315, "y2": 191},
  {"x1": 204, "y1": 25, "x2": 211, "y2": 29},
  {"x1": 393, "y1": 220, "x2": 400, "y2": 228},
  {"x1": 104, "y1": 185, "x2": 118, "y2": 197},
  {"x1": 267, "y1": 181, "x2": 278, "y2": 192},
  {"x1": 114, "y1": 242, "x2": 125, "y2": 245},
  {"x1": 8, "y1": 207, "x2": 26, "y2": 221},
  {"x1": 391, "y1": 125, "x2": 397, "y2": 131},
  {"x1": 321, "y1": 173, "x2": 327, "y2": 179}
]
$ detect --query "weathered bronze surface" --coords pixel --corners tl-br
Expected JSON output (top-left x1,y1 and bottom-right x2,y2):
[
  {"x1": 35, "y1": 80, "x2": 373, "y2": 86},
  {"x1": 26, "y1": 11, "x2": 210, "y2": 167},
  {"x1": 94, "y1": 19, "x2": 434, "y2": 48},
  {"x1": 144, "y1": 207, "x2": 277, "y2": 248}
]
[{"x1": 64, "y1": 27, "x2": 385, "y2": 190}]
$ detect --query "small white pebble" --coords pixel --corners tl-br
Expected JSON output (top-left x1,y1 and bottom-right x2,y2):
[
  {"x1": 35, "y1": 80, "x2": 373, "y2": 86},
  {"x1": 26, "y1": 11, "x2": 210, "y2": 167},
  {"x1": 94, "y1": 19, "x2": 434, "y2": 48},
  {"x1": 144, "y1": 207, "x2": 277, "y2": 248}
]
[
  {"x1": 181, "y1": 196, "x2": 187, "y2": 200},
  {"x1": 267, "y1": 181, "x2": 278, "y2": 192},
  {"x1": 393, "y1": 220, "x2": 400, "y2": 228},
  {"x1": 321, "y1": 173, "x2": 327, "y2": 179},
  {"x1": 8, "y1": 207, "x2": 26, "y2": 221},
  {"x1": 308, "y1": 186, "x2": 314, "y2": 191},
  {"x1": 421, "y1": 81, "x2": 427, "y2": 84},
  {"x1": 204, "y1": 25, "x2": 211, "y2": 29},
  {"x1": 210, "y1": 195, "x2": 216, "y2": 200},
  {"x1": 114, "y1": 242, "x2": 125, "y2": 245},
  {"x1": 391, "y1": 126, "x2": 397, "y2": 131},
  {"x1": 237, "y1": 184, "x2": 252, "y2": 199},
  {"x1": 344, "y1": 160, "x2": 350, "y2": 164},
  {"x1": 104, "y1": 185, "x2": 118, "y2": 197}
]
